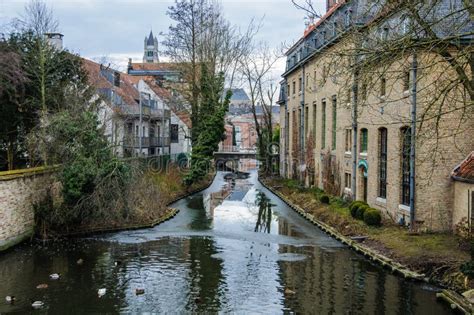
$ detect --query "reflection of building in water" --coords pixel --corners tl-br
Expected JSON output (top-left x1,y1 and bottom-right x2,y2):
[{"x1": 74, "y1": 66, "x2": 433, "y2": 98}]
[
  {"x1": 203, "y1": 188, "x2": 232, "y2": 218},
  {"x1": 277, "y1": 244, "x2": 431, "y2": 313}
]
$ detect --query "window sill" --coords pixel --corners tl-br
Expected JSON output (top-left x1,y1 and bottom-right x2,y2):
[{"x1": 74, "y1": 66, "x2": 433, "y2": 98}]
[
  {"x1": 344, "y1": 151, "x2": 352, "y2": 157},
  {"x1": 375, "y1": 197, "x2": 387, "y2": 208},
  {"x1": 359, "y1": 152, "x2": 367, "y2": 157},
  {"x1": 398, "y1": 204, "x2": 410, "y2": 213}
]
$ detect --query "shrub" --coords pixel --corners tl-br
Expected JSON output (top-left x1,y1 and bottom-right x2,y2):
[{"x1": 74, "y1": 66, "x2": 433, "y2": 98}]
[
  {"x1": 319, "y1": 194, "x2": 330, "y2": 204},
  {"x1": 356, "y1": 205, "x2": 370, "y2": 220},
  {"x1": 363, "y1": 208, "x2": 382, "y2": 226},
  {"x1": 350, "y1": 201, "x2": 367, "y2": 218}
]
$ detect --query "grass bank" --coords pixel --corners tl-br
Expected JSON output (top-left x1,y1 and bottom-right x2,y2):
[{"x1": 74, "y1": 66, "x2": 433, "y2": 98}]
[
  {"x1": 262, "y1": 176, "x2": 470, "y2": 293},
  {"x1": 36, "y1": 165, "x2": 214, "y2": 237}
]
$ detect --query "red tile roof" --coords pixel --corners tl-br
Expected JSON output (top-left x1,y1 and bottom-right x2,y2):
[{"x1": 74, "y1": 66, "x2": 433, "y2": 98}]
[
  {"x1": 130, "y1": 62, "x2": 178, "y2": 71},
  {"x1": 82, "y1": 58, "x2": 139, "y2": 108},
  {"x1": 452, "y1": 152, "x2": 474, "y2": 183}
]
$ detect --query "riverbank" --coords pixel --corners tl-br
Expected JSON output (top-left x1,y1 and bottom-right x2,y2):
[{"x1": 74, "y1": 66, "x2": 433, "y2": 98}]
[
  {"x1": 38, "y1": 167, "x2": 215, "y2": 238},
  {"x1": 260, "y1": 176, "x2": 471, "y2": 293}
]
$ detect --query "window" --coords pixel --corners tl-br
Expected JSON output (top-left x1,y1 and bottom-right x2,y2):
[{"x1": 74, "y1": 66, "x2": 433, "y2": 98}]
[
  {"x1": 401, "y1": 127, "x2": 411, "y2": 206},
  {"x1": 287, "y1": 84, "x2": 290, "y2": 96},
  {"x1": 403, "y1": 70, "x2": 410, "y2": 91},
  {"x1": 150, "y1": 127, "x2": 155, "y2": 138},
  {"x1": 147, "y1": 51, "x2": 154, "y2": 57},
  {"x1": 113, "y1": 72, "x2": 120, "y2": 87},
  {"x1": 321, "y1": 100, "x2": 326, "y2": 149},
  {"x1": 171, "y1": 124, "x2": 179, "y2": 143},
  {"x1": 292, "y1": 81, "x2": 296, "y2": 95},
  {"x1": 360, "y1": 82, "x2": 367, "y2": 100},
  {"x1": 331, "y1": 96, "x2": 337, "y2": 150},
  {"x1": 360, "y1": 128, "x2": 368, "y2": 153},
  {"x1": 298, "y1": 77, "x2": 302, "y2": 92},
  {"x1": 382, "y1": 27, "x2": 389, "y2": 41},
  {"x1": 346, "y1": 89, "x2": 351, "y2": 104},
  {"x1": 378, "y1": 128, "x2": 388, "y2": 198},
  {"x1": 312, "y1": 102, "x2": 317, "y2": 138},
  {"x1": 344, "y1": 173, "x2": 352, "y2": 189},
  {"x1": 135, "y1": 125, "x2": 139, "y2": 137},
  {"x1": 345, "y1": 10, "x2": 352, "y2": 26},
  {"x1": 333, "y1": 22, "x2": 338, "y2": 37},
  {"x1": 305, "y1": 105, "x2": 309, "y2": 137},
  {"x1": 345, "y1": 129, "x2": 352, "y2": 152},
  {"x1": 380, "y1": 77, "x2": 386, "y2": 96}
]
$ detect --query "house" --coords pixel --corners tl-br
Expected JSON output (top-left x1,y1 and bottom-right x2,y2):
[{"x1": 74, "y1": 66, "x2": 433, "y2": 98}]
[
  {"x1": 452, "y1": 152, "x2": 474, "y2": 231},
  {"x1": 82, "y1": 58, "x2": 192, "y2": 158},
  {"x1": 278, "y1": 0, "x2": 474, "y2": 231}
]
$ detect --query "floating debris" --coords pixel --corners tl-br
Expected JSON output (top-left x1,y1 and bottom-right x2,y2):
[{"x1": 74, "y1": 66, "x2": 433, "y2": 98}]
[
  {"x1": 135, "y1": 288, "x2": 145, "y2": 295},
  {"x1": 98, "y1": 288, "x2": 106, "y2": 298},
  {"x1": 5, "y1": 296, "x2": 15, "y2": 304},
  {"x1": 36, "y1": 284, "x2": 49, "y2": 289},
  {"x1": 31, "y1": 301, "x2": 44, "y2": 309},
  {"x1": 49, "y1": 273, "x2": 60, "y2": 280},
  {"x1": 77, "y1": 258, "x2": 84, "y2": 265}
]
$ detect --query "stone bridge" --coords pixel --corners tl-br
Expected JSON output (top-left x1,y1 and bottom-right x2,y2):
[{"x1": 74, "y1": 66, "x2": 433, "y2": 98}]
[{"x1": 213, "y1": 147, "x2": 257, "y2": 170}]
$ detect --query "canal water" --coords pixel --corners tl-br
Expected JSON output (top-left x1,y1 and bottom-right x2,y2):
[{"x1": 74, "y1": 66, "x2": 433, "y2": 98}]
[{"x1": 0, "y1": 171, "x2": 452, "y2": 314}]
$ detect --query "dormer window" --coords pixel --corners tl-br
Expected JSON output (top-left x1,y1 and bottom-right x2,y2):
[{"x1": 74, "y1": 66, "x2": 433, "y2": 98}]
[
  {"x1": 113, "y1": 72, "x2": 120, "y2": 87},
  {"x1": 345, "y1": 10, "x2": 352, "y2": 26},
  {"x1": 382, "y1": 27, "x2": 389, "y2": 41}
]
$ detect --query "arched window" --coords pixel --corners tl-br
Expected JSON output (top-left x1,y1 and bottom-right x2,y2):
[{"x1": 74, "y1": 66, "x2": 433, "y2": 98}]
[
  {"x1": 360, "y1": 128, "x2": 368, "y2": 153},
  {"x1": 400, "y1": 127, "x2": 411, "y2": 205},
  {"x1": 378, "y1": 128, "x2": 388, "y2": 198}
]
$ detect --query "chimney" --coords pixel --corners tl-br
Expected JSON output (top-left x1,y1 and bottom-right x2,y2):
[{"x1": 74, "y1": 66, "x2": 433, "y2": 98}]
[
  {"x1": 326, "y1": 0, "x2": 339, "y2": 12},
  {"x1": 44, "y1": 33, "x2": 64, "y2": 50}
]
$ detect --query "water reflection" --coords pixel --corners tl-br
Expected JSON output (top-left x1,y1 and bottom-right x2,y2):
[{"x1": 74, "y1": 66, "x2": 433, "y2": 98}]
[
  {"x1": 0, "y1": 171, "x2": 453, "y2": 314},
  {"x1": 255, "y1": 191, "x2": 273, "y2": 233}
]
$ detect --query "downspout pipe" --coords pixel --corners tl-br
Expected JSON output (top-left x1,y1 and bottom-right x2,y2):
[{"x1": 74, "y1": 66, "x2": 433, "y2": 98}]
[
  {"x1": 409, "y1": 53, "x2": 418, "y2": 231},
  {"x1": 351, "y1": 68, "x2": 359, "y2": 201},
  {"x1": 300, "y1": 64, "x2": 306, "y2": 183}
]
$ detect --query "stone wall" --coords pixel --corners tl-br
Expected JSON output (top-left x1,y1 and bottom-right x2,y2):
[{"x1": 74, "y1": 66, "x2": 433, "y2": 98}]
[{"x1": 0, "y1": 167, "x2": 54, "y2": 251}]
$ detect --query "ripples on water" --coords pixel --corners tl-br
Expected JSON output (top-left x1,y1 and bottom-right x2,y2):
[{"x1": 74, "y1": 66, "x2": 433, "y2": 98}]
[{"x1": 0, "y1": 171, "x2": 453, "y2": 314}]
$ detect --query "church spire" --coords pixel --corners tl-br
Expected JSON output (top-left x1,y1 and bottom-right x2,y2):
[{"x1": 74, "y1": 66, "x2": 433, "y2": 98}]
[{"x1": 143, "y1": 29, "x2": 159, "y2": 63}]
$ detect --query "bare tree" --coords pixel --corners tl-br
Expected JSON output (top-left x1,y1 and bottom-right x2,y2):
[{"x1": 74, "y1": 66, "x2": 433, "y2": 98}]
[
  {"x1": 162, "y1": 0, "x2": 257, "y2": 144},
  {"x1": 17, "y1": 0, "x2": 59, "y2": 35},
  {"x1": 240, "y1": 42, "x2": 281, "y2": 174}
]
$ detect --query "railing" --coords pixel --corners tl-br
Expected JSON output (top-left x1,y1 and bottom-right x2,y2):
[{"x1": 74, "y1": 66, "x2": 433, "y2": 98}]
[
  {"x1": 117, "y1": 104, "x2": 171, "y2": 120},
  {"x1": 123, "y1": 136, "x2": 170, "y2": 148},
  {"x1": 217, "y1": 145, "x2": 257, "y2": 153}
]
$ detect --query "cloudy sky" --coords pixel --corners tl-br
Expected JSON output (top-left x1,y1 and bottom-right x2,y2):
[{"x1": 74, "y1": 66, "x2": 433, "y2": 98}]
[{"x1": 0, "y1": 0, "x2": 326, "y2": 77}]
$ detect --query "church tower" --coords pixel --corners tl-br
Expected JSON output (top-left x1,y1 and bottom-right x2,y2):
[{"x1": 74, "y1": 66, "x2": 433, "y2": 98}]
[{"x1": 143, "y1": 30, "x2": 159, "y2": 63}]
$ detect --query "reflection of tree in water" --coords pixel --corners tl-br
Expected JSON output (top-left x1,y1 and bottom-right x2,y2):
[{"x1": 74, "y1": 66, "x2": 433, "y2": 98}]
[{"x1": 255, "y1": 191, "x2": 272, "y2": 233}]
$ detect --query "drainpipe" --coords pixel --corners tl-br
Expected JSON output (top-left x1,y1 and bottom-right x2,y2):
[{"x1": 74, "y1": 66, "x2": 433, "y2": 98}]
[
  {"x1": 351, "y1": 69, "x2": 359, "y2": 201},
  {"x1": 300, "y1": 65, "x2": 306, "y2": 183},
  {"x1": 139, "y1": 91, "x2": 143, "y2": 156},
  {"x1": 285, "y1": 85, "x2": 289, "y2": 178},
  {"x1": 409, "y1": 52, "x2": 417, "y2": 231}
]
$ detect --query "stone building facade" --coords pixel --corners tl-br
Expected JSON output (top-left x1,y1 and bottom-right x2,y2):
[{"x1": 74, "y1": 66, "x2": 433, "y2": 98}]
[{"x1": 278, "y1": 0, "x2": 474, "y2": 231}]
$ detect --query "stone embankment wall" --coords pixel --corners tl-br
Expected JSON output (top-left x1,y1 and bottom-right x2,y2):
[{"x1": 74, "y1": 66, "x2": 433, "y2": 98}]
[{"x1": 0, "y1": 167, "x2": 55, "y2": 251}]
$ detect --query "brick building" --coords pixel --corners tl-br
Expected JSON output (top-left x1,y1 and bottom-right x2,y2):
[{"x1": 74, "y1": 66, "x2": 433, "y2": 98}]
[{"x1": 278, "y1": 0, "x2": 474, "y2": 231}]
